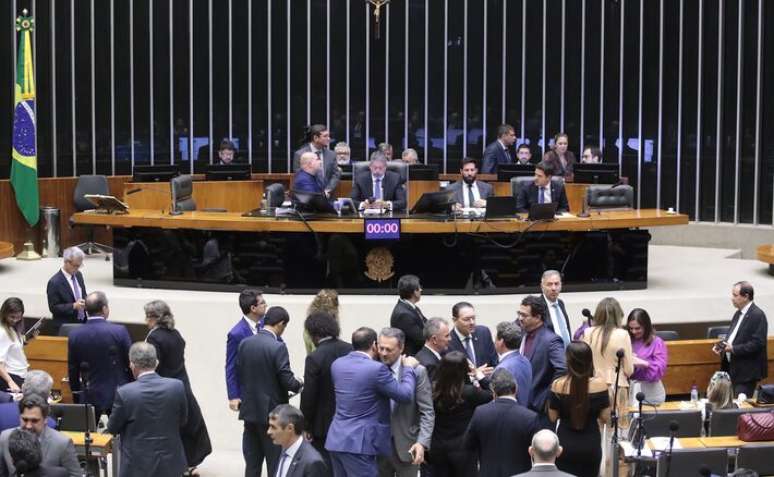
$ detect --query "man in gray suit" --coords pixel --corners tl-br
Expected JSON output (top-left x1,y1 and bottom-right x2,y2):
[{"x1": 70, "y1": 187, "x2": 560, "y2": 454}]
[
  {"x1": 447, "y1": 157, "x2": 493, "y2": 209},
  {"x1": 267, "y1": 404, "x2": 328, "y2": 477},
  {"x1": 107, "y1": 342, "x2": 188, "y2": 477},
  {"x1": 0, "y1": 395, "x2": 80, "y2": 477},
  {"x1": 513, "y1": 430, "x2": 574, "y2": 477},
  {"x1": 377, "y1": 328, "x2": 434, "y2": 477},
  {"x1": 292, "y1": 124, "x2": 342, "y2": 196}
]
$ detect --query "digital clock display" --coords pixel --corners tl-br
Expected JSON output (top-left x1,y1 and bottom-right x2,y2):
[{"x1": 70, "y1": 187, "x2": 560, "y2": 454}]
[{"x1": 364, "y1": 218, "x2": 401, "y2": 240}]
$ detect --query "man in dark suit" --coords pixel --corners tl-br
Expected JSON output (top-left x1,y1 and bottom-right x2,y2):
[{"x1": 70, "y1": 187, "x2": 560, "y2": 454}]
[
  {"x1": 300, "y1": 311, "x2": 352, "y2": 467},
  {"x1": 67, "y1": 291, "x2": 132, "y2": 418},
  {"x1": 267, "y1": 404, "x2": 328, "y2": 477},
  {"x1": 237, "y1": 306, "x2": 303, "y2": 477},
  {"x1": 107, "y1": 342, "x2": 188, "y2": 477},
  {"x1": 516, "y1": 161, "x2": 570, "y2": 213},
  {"x1": 447, "y1": 302, "x2": 498, "y2": 370},
  {"x1": 217, "y1": 139, "x2": 238, "y2": 165},
  {"x1": 351, "y1": 152, "x2": 407, "y2": 212},
  {"x1": 481, "y1": 124, "x2": 517, "y2": 174},
  {"x1": 518, "y1": 296, "x2": 567, "y2": 415},
  {"x1": 390, "y1": 275, "x2": 427, "y2": 356},
  {"x1": 415, "y1": 317, "x2": 451, "y2": 380},
  {"x1": 293, "y1": 152, "x2": 326, "y2": 195},
  {"x1": 325, "y1": 327, "x2": 419, "y2": 477},
  {"x1": 716, "y1": 281, "x2": 769, "y2": 396},
  {"x1": 465, "y1": 369, "x2": 541, "y2": 477},
  {"x1": 493, "y1": 322, "x2": 532, "y2": 407},
  {"x1": 225, "y1": 289, "x2": 267, "y2": 412},
  {"x1": 514, "y1": 430, "x2": 574, "y2": 477},
  {"x1": 447, "y1": 157, "x2": 494, "y2": 209},
  {"x1": 292, "y1": 124, "x2": 342, "y2": 195},
  {"x1": 46, "y1": 246, "x2": 87, "y2": 333},
  {"x1": 539, "y1": 270, "x2": 572, "y2": 347}
]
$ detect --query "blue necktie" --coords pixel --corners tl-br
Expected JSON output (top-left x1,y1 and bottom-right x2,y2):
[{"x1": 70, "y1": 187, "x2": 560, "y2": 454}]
[
  {"x1": 71, "y1": 275, "x2": 84, "y2": 321},
  {"x1": 375, "y1": 177, "x2": 383, "y2": 200},
  {"x1": 539, "y1": 187, "x2": 546, "y2": 204},
  {"x1": 276, "y1": 451, "x2": 289, "y2": 477},
  {"x1": 464, "y1": 336, "x2": 475, "y2": 364}
]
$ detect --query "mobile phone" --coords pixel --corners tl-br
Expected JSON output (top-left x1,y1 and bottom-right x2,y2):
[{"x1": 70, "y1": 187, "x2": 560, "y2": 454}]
[{"x1": 24, "y1": 318, "x2": 45, "y2": 338}]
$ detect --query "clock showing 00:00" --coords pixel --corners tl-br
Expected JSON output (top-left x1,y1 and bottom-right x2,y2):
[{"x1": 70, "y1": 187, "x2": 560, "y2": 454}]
[{"x1": 364, "y1": 218, "x2": 401, "y2": 240}]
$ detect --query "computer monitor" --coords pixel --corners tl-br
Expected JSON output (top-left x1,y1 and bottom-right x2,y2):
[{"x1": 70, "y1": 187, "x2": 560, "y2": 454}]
[
  {"x1": 131, "y1": 164, "x2": 181, "y2": 183},
  {"x1": 497, "y1": 164, "x2": 535, "y2": 182},
  {"x1": 204, "y1": 164, "x2": 252, "y2": 181},
  {"x1": 291, "y1": 191, "x2": 337, "y2": 215},
  {"x1": 410, "y1": 189, "x2": 455, "y2": 215},
  {"x1": 573, "y1": 163, "x2": 619, "y2": 184},
  {"x1": 408, "y1": 164, "x2": 440, "y2": 181}
]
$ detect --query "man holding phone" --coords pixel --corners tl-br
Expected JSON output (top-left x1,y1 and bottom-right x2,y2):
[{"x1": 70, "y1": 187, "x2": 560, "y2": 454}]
[
  {"x1": 713, "y1": 281, "x2": 768, "y2": 396},
  {"x1": 46, "y1": 247, "x2": 87, "y2": 334}
]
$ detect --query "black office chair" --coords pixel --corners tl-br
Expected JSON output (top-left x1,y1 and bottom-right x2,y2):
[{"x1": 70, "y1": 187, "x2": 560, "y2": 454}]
[
  {"x1": 509, "y1": 176, "x2": 564, "y2": 198},
  {"x1": 642, "y1": 410, "x2": 703, "y2": 438},
  {"x1": 655, "y1": 448, "x2": 727, "y2": 477},
  {"x1": 737, "y1": 443, "x2": 774, "y2": 475},
  {"x1": 586, "y1": 184, "x2": 634, "y2": 209},
  {"x1": 170, "y1": 175, "x2": 197, "y2": 212},
  {"x1": 72, "y1": 175, "x2": 113, "y2": 256},
  {"x1": 708, "y1": 407, "x2": 769, "y2": 436},
  {"x1": 706, "y1": 326, "x2": 729, "y2": 339},
  {"x1": 57, "y1": 323, "x2": 82, "y2": 337},
  {"x1": 387, "y1": 160, "x2": 409, "y2": 184},
  {"x1": 264, "y1": 183, "x2": 286, "y2": 208},
  {"x1": 655, "y1": 330, "x2": 680, "y2": 341},
  {"x1": 50, "y1": 404, "x2": 97, "y2": 432}
]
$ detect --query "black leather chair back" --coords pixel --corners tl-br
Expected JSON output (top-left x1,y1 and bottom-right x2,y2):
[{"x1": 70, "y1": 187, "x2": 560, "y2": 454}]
[
  {"x1": 509, "y1": 176, "x2": 564, "y2": 198},
  {"x1": 655, "y1": 330, "x2": 680, "y2": 341},
  {"x1": 656, "y1": 448, "x2": 727, "y2": 477},
  {"x1": 171, "y1": 175, "x2": 196, "y2": 212},
  {"x1": 642, "y1": 410, "x2": 702, "y2": 438},
  {"x1": 586, "y1": 184, "x2": 634, "y2": 208},
  {"x1": 265, "y1": 183, "x2": 286, "y2": 208},
  {"x1": 352, "y1": 160, "x2": 408, "y2": 184},
  {"x1": 73, "y1": 175, "x2": 110, "y2": 212},
  {"x1": 706, "y1": 326, "x2": 729, "y2": 339},
  {"x1": 737, "y1": 443, "x2": 774, "y2": 475}
]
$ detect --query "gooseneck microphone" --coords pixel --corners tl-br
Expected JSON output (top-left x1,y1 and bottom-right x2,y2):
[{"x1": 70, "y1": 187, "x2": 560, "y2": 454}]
[{"x1": 664, "y1": 420, "x2": 679, "y2": 477}]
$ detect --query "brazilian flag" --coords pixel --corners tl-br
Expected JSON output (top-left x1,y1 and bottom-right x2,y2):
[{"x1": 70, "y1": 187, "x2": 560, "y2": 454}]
[{"x1": 11, "y1": 11, "x2": 38, "y2": 227}]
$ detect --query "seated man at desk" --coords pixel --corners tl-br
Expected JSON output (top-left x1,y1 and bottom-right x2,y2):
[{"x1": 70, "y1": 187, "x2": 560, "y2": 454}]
[
  {"x1": 516, "y1": 161, "x2": 570, "y2": 213},
  {"x1": 218, "y1": 139, "x2": 238, "y2": 165},
  {"x1": 293, "y1": 152, "x2": 326, "y2": 195},
  {"x1": 447, "y1": 157, "x2": 493, "y2": 209},
  {"x1": 351, "y1": 152, "x2": 406, "y2": 212}
]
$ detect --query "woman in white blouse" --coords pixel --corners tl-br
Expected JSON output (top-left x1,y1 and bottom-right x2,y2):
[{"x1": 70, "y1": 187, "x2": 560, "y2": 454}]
[{"x1": 0, "y1": 298, "x2": 30, "y2": 393}]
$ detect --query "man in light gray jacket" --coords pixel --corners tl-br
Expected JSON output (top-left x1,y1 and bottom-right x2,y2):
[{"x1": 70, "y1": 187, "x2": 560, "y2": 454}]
[
  {"x1": 0, "y1": 395, "x2": 81, "y2": 477},
  {"x1": 377, "y1": 328, "x2": 434, "y2": 477}
]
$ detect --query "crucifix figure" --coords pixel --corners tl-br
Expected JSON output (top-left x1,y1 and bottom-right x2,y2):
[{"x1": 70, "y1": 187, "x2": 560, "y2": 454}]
[{"x1": 366, "y1": 0, "x2": 390, "y2": 39}]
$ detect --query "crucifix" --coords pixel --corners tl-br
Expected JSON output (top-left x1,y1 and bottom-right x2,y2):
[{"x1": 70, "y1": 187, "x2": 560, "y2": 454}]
[{"x1": 366, "y1": 0, "x2": 390, "y2": 40}]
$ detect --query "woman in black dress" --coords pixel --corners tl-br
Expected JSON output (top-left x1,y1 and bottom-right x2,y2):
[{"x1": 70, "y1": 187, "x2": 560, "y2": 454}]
[
  {"x1": 144, "y1": 300, "x2": 212, "y2": 475},
  {"x1": 429, "y1": 351, "x2": 492, "y2": 477},
  {"x1": 548, "y1": 341, "x2": 611, "y2": 477}
]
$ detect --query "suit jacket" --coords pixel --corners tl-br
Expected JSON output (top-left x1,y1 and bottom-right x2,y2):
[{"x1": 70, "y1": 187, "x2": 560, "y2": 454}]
[
  {"x1": 391, "y1": 364, "x2": 434, "y2": 462},
  {"x1": 285, "y1": 439, "x2": 329, "y2": 477},
  {"x1": 721, "y1": 303, "x2": 769, "y2": 383},
  {"x1": 325, "y1": 352, "x2": 416, "y2": 456},
  {"x1": 539, "y1": 296, "x2": 572, "y2": 340},
  {"x1": 146, "y1": 327, "x2": 189, "y2": 384},
  {"x1": 225, "y1": 317, "x2": 259, "y2": 400},
  {"x1": 415, "y1": 346, "x2": 441, "y2": 381},
  {"x1": 495, "y1": 351, "x2": 533, "y2": 407},
  {"x1": 523, "y1": 325, "x2": 567, "y2": 413},
  {"x1": 292, "y1": 170, "x2": 325, "y2": 195},
  {"x1": 351, "y1": 170, "x2": 407, "y2": 212},
  {"x1": 107, "y1": 373, "x2": 188, "y2": 477},
  {"x1": 8, "y1": 465, "x2": 68, "y2": 477},
  {"x1": 300, "y1": 338, "x2": 353, "y2": 443},
  {"x1": 46, "y1": 270, "x2": 86, "y2": 326},
  {"x1": 465, "y1": 397, "x2": 541, "y2": 477},
  {"x1": 293, "y1": 144, "x2": 342, "y2": 192},
  {"x1": 0, "y1": 427, "x2": 80, "y2": 477},
  {"x1": 237, "y1": 330, "x2": 302, "y2": 424},
  {"x1": 390, "y1": 300, "x2": 427, "y2": 356},
  {"x1": 448, "y1": 326, "x2": 499, "y2": 368},
  {"x1": 516, "y1": 181, "x2": 570, "y2": 213},
  {"x1": 513, "y1": 464, "x2": 576, "y2": 477},
  {"x1": 542, "y1": 150, "x2": 577, "y2": 179},
  {"x1": 67, "y1": 318, "x2": 132, "y2": 413},
  {"x1": 481, "y1": 140, "x2": 513, "y2": 174},
  {"x1": 446, "y1": 180, "x2": 494, "y2": 206}
]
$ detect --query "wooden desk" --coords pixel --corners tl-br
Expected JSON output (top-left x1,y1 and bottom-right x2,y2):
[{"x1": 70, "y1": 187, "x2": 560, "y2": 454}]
[
  {"x1": 25, "y1": 336, "x2": 71, "y2": 403},
  {"x1": 629, "y1": 400, "x2": 753, "y2": 413},
  {"x1": 757, "y1": 244, "x2": 774, "y2": 275},
  {"x1": 124, "y1": 180, "x2": 263, "y2": 213},
  {"x1": 62, "y1": 431, "x2": 113, "y2": 451},
  {"x1": 0, "y1": 242, "x2": 13, "y2": 260}
]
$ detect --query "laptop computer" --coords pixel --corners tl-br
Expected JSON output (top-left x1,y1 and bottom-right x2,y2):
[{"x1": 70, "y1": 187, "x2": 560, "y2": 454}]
[
  {"x1": 527, "y1": 202, "x2": 558, "y2": 221},
  {"x1": 484, "y1": 196, "x2": 517, "y2": 220}
]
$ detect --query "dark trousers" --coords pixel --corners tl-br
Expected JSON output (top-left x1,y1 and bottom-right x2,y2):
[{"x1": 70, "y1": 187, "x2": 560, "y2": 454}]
[
  {"x1": 310, "y1": 436, "x2": 332, "y2": 473},
  {"x1": 330, "y1": 451, "x2": 378, "y2": 477},
  {"x1": 243, "y1": 421, "x2": 280, "y2": 477},
  {"x1": 733, "y1": 380, "x2": 758, "y2": 398},
  {"x1": 428, "y1": 448, "x2": 476, "y2": 477},
  {"x1": 0, "y1": 374, "x2": 24, "y2": 393}
]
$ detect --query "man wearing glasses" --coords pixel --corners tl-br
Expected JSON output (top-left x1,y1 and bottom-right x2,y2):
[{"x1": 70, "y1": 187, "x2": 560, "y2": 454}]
[
  {"x1": 225, "y1": 289, "x2": 268, "y2": 412},
  {"x1": 46, "y1": 246, "x2": 87, "y2": 334}
]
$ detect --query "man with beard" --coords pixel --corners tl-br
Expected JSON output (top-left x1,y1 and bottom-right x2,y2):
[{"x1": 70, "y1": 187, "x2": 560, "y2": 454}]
[{"x1": 447, "y1": 158, "x2": 493, "y2": 209}]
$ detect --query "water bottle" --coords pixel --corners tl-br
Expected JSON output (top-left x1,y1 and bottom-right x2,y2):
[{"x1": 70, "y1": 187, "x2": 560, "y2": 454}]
[{"x1": 690, "y1": 382, "x2": 699, "y2": 403}]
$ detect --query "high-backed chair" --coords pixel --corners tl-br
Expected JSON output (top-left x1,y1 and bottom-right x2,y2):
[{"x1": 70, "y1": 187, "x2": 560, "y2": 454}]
[
  {"x1": 72, "y1": 175, "x2": 113, "y2": 256},
  {"x1": 655, "y1": 448, "x2": 727, "y2": 477},
  {"x1": 171, "y1": 175, "x2": 197, "y2": 212},
  {"x1": 706, "y1": 326, "x2": 729, "y2": 339},
  {"x1": 510, "y1": 176, "x2": 564, "y2": 198},
  {"x1": 50, "y1": 403, "x2": 97, "y2": 432},
  {"x1": 264, "y1": 183, "x2": 286, "y2": 208},
  {"x1": 642, "y1": 410, "x2": 703, "y2": 438},
  {"x1": 737, "y1": 443, "x2": 774, "y2": 475},
  {"x1": 387, "y1": 160, "x2": 409, "y2": 184},
  {"x1": 655, "y1": 330, "x2": 680, "y2": 341},
  {"x1": 352, "y1": 161, "x2": 370, "y2": 180},
  {"x1": 708, "y1": 407, "x2": 769, "y2": 436},
  {"x1": 586, "y1": 184, "x2": 634, "y2": 209},
  {"x1": 58, "y1": 323, "x2": 82, "y2": 337}
]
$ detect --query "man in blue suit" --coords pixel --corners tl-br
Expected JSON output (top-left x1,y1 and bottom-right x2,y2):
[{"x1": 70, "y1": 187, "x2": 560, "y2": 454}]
[
  {"x1": 447, "y1": 302, "x2": 499, "y2": 370},
  {"x1": 46, "y1": 246, "x2": 87, "y2": 334},
  {"x1": 494, "y1": 321, "x2": 532, "y2": 407},
  {"x1": 517, "y1": 296, "x2": 567, "y2": 416},
  {"x1": 225, "y1": 289, "x2": 267, "y2": 412},
  {"x1": 293, "y1": 152, "x2": 326, "y2": 195},
  {"x1": 481, "y1": 124, "x2": 517, "y2": 174},
  {"x1": 515, "y1": 161, "x2": 570, "y2": 213},
  {"x1": 67, "y1": 291, "x2": 132, "y2": 417},
  {"x1": 325, "y1": 327, "x2": 419, "y2": 477}
]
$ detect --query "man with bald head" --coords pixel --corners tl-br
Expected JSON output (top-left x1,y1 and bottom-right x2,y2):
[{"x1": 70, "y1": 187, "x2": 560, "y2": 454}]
[
  {"x1": 293, "y1": 151, "x2": 326, "y2": 195},
  {"x1": 514, "y1": 430, "x2": 573, "y2": 477}
]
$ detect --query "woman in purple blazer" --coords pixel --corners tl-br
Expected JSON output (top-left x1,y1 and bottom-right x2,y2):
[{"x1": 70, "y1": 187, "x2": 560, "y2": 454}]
[{"x1": 627, "y1": 308, "x2": 668, "y2": 405}]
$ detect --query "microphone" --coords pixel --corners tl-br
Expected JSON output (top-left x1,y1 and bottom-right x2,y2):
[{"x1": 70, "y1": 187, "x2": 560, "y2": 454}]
[
  {"x1": 616, "y1": 348, "x2": 625, "y2": 359},
  {"x1": 667, "y1": 420, "x2": 679, "y2": 453},
  {"x1": 636, "y1": 391, "x2": 645, "y2": 403}
]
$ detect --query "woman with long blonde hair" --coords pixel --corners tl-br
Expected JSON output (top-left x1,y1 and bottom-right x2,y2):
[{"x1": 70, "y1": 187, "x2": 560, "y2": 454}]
[
  {"x1": 0, "y1": 298, "x2": 29, "y2": 393},
  {"x1": 304, "y1": 289, "x2": 340, "y2": 353}
]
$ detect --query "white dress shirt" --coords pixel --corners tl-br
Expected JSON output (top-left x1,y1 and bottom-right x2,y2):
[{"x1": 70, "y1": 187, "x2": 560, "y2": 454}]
[
  {"x1": 727, "y1": 301, "x2": 753, "y2": 361},
  {"x1": 462, "y1": 181, "x2": 482, "y2": 208},
  {"x1": 0, "y1": 328, "x2": 27, "y2": 378},
  {"x1": 538, "y1": 184, "x2": 552, "y2": 203},
  {"x1": 242, "y1": 316, "x2": 259, "y2": 335},
  {"x1": 60, "y1": 268, "x2": 82, "y2": 301},
  {"x1": 276, "y1": 435, "x2": 304, "y2": 477}
]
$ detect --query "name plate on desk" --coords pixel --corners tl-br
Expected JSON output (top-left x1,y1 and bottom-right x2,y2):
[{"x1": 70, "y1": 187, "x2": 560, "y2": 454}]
[{"x1": 364, "y1": 218, "x2": 401, "y2": 240}]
